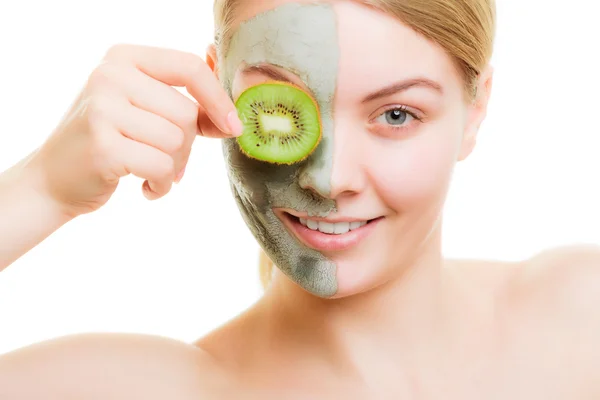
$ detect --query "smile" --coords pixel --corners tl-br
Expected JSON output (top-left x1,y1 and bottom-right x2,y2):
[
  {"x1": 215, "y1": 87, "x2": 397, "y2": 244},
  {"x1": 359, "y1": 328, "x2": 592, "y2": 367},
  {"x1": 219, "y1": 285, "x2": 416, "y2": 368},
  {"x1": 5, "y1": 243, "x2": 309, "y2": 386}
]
[
  {"x1": 299, "y1": 218, "x2": 368, "y2": 235},
  {"x1": 278, "y1": 211, "x2": 383, "y2": 252}
]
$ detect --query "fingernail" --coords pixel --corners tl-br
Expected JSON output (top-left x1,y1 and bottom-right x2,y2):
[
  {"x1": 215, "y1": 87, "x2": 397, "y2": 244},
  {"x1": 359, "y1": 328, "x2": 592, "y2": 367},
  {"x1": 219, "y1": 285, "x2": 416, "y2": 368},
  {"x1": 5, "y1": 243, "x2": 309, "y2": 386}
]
[
  {"x1": 174, "y1": 167, "x2": 186, "y2": 184},
  {"x1": 227, "y1": 111, "x2": 243, "y2": 137}
]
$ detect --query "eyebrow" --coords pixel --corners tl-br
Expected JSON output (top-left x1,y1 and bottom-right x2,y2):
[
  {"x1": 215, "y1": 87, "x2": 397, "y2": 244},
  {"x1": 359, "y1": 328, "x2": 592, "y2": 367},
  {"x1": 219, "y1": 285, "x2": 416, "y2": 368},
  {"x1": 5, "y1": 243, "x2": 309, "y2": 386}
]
[
  {"x1": 242, "y1": 64, "x2": 294, "y2": 83},
  {"x1": 244, "y1": 65, "x2": 444, "y2": 102},
  {"x1": 362, "y1": 78, "x2": 444, "y2": 103}
]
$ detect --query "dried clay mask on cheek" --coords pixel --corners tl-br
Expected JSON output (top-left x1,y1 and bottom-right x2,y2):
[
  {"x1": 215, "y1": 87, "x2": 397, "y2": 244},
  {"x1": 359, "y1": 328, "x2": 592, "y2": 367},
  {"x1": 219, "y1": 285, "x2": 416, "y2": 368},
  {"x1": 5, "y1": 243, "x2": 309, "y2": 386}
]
[{"x1": 218, "y1": 2, "x2": 341, "y2": 297}]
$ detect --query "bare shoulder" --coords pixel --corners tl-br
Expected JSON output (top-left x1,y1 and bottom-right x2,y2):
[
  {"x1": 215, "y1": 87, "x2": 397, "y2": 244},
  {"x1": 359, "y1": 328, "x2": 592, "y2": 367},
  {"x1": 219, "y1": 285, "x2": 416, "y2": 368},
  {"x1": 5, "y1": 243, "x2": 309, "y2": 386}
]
[
  {"x1": 503, "y1": 244, "x2": 600, "y2": 372},
  {"x1": 447, "y1": 244, "x2": 600, "y2": 343},
  {"x1": 509, "y1": 243, "x2": 600, "y2": 315},
  {"x1": 449, "y1": 245, "x2": 600, "y2": 392},
  {"x1": 0, "y1": 332, "x2": 232, "y2": 399}
]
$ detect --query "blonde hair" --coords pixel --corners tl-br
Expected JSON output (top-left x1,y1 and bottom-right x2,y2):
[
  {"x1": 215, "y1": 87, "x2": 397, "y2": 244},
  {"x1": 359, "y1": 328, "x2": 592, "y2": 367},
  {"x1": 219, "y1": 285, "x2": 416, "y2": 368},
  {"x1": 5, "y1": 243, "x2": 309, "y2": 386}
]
[{"x1": 213, "y1": 0, "x2": 496, "y2": 288}]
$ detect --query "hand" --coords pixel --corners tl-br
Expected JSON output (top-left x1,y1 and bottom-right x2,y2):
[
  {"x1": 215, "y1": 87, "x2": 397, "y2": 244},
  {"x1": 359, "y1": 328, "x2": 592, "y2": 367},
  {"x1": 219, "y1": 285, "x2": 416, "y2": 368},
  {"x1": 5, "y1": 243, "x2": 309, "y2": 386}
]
[{"x1": 28, "y1": 43, "x2": 242, "y2": 218}]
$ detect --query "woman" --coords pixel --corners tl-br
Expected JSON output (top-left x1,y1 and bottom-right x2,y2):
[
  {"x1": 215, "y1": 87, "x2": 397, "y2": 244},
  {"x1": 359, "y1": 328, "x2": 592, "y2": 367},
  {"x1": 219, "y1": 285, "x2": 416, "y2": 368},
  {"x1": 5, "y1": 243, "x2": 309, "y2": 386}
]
[{"x1": 1, "y1": 0, "x2": 599, "y2": 397}]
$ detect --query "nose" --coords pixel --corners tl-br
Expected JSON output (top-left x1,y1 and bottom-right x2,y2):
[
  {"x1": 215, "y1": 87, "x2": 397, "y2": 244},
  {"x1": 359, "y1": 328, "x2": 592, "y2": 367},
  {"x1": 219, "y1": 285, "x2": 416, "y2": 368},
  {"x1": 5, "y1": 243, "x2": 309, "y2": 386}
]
[{"x1": 298, "y1": 121, "x2": 365, "y2": 200}]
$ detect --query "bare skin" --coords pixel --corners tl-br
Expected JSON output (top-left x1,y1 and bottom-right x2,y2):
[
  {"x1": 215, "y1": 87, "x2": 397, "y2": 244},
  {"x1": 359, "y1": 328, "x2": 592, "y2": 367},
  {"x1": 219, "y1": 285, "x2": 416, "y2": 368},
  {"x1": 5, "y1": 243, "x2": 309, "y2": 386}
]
[
  {"x1": 1, "y1": 0, "x2": 599, "y2": 398},
  {"x1": 1, "y1": 251, "x2": 599, "y2": 399},
  {"x1": 195, "y1": 251, "x2": 600, "y2": 398}
]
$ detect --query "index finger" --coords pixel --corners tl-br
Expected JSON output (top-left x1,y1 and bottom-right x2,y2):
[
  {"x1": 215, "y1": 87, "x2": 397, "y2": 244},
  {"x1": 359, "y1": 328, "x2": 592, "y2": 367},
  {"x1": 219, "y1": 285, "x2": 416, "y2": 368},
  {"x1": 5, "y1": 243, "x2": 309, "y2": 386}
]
[{"x1": 104, "y1": 44, "x2": 242, "y2": 137}]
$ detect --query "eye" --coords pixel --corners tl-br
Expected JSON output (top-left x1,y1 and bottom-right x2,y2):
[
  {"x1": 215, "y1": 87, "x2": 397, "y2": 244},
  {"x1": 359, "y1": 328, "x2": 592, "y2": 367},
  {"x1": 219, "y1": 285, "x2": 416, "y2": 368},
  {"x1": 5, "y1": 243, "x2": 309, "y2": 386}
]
[
  {"x1": 369, "y1": 105, "x2": 424, "y2": 138},
  {"x1": 376, "y1": 107, "x2": 415, "y2": 126}
]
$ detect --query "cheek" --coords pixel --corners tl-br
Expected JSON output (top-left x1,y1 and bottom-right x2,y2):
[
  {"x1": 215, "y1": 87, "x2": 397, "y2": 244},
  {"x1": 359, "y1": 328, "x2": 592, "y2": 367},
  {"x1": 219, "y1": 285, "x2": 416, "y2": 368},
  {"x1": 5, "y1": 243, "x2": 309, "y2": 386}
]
[{"x1": 368, "y1": 124, "x2": 462, "y2": 209}]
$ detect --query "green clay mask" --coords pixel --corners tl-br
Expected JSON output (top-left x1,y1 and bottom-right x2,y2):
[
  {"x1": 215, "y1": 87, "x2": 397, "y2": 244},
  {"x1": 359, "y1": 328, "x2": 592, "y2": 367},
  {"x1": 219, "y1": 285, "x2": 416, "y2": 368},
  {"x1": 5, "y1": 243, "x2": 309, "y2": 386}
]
[{"x1": 219, "y1": 2, "x2": 340, "y2": 297}]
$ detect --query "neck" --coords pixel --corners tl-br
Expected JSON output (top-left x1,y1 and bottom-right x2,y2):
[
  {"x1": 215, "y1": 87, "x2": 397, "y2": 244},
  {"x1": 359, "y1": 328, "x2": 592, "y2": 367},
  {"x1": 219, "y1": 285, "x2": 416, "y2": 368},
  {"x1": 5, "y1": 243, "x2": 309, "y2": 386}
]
[{"x1": 261, "y1": 226, "x2": 467, "y2": 379}]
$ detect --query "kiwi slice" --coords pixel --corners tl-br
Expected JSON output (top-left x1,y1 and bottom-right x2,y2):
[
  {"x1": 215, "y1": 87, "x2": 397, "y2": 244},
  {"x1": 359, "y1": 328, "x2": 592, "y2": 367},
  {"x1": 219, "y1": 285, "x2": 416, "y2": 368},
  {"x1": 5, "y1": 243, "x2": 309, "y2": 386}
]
[{"x1": 235, "y1": 82, "x2": 322, "y2": 165}]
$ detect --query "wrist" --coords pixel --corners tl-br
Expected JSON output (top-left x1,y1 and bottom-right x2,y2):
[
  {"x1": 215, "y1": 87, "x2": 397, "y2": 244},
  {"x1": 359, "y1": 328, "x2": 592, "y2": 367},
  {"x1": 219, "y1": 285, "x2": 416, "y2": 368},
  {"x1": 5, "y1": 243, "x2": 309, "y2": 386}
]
[
  {"x1": 10, "y1": 150, "x2": 76, "y2": 225},
  {"x1": 0, "y1": 151, "x2": 74, "y2": 270}
]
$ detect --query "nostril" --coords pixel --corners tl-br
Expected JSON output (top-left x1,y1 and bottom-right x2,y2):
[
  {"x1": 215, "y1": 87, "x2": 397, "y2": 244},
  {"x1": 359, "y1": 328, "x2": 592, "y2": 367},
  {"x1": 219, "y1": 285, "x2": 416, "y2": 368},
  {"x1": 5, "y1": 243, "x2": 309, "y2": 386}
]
[
  {"x1": 304, "y1": 186, "x2": 325, "y2": 201},
  {"x1": 298, "y1": 173, "x2": 332, "y2": 199}
]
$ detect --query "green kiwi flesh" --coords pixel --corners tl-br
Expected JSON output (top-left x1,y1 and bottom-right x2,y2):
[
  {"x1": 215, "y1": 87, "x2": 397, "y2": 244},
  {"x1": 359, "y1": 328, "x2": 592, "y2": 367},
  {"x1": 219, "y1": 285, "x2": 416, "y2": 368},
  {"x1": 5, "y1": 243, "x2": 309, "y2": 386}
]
[{"x1": 235, "y1": 82, "x2": 322, "y2": 165}]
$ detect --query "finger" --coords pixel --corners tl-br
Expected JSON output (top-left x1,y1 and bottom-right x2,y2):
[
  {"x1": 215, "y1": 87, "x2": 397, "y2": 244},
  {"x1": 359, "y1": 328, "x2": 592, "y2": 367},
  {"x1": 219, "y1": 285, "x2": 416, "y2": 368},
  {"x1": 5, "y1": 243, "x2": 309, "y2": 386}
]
[
  {"x1": 93, "y1": 62, "x2": 200, "y2": 139},
  {"x1": 113, "y1": 136, "x2": 176, "y2": 200},
  {"x1": 88, "y1": 91, "x2": 190, "y2": 178},
  {"x1": 120, "y1": 104, "x2": 193, "y2": 180},
  {"x1": 197, "y1": 107, "x2": 234, "y2": 139},
  {"x1": 103, "y1": 44, "x2": 242, "y2": 137},
  {"x1": 105, "y1": 95, "x2": 187, "y2": 157}
]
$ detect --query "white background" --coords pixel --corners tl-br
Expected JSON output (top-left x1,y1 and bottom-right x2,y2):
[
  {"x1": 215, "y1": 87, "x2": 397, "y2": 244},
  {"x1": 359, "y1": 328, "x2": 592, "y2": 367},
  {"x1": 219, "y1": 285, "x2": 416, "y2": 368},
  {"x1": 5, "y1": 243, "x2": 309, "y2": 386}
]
[{"x1": 0, "y1": 0, "x2": 598, "y2": 354}]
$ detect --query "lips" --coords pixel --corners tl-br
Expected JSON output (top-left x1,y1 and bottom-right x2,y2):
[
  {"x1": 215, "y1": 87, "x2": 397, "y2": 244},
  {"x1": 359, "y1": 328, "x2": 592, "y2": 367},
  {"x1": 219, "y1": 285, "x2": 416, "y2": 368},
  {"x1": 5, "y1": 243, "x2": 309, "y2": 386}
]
[{"x1": 279, "y1": 211, "x2": 383, "y2": 252}]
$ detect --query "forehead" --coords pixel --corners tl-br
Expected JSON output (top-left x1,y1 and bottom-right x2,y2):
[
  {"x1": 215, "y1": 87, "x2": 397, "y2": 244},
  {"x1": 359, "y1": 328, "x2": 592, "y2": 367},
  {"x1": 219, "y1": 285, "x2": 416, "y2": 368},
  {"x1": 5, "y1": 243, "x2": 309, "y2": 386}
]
[
  {"x1": 332, "y1": 2, "x2": 460, "y2": 99},
  {"x1": 221, "y1": 1, "x2": 459, "y2": 101},
  {"x1": 221, "y1": 2, "x2": 339, "y2": 107}
]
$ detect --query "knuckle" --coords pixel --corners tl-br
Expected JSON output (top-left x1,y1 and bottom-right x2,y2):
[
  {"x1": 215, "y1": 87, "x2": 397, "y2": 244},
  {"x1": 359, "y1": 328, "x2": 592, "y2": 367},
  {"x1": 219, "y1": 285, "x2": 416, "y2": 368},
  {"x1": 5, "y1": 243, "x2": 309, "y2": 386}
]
[
  {"x1": 174, "y1": 106, "x2": 199, "y2": 137},
  {"x1": 183, "y1": 50, "x2": 203, "y2": 69},
  {"x1": 87, "y1": 65, "x2": 110, "y2": 88},
  {"x1": 156, "y1": 155, "x2": 175, "y2": 179},
  {"x1": 166, "y1": 127, "x2": 186, "y2": 153},
  {"x1": 85, "y1": 94, "x2": 112, "y2": 122},
  {"x1": 186, "y1": 55, "x2": 209, "y2": 79},
  {"x1": 87, "y1": 62, "x2": 119, "y2": 90},
  {"x1": 184, "y1": 102, "x2": 200, "y2": 126},
  {"x1": 104, "y1": 43, "x2": 132, "y2": 61}
]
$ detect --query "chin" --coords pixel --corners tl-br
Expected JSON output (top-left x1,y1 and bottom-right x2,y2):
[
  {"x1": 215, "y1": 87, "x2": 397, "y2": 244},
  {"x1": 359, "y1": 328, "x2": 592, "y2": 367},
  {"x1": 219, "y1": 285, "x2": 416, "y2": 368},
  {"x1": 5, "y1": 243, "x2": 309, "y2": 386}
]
[
  {"x1": 325, "y1": 247, "x2": 394, "y2": 299},
  {"x1": 273, "y1": 255, "x2": 388, "y2": 300}
]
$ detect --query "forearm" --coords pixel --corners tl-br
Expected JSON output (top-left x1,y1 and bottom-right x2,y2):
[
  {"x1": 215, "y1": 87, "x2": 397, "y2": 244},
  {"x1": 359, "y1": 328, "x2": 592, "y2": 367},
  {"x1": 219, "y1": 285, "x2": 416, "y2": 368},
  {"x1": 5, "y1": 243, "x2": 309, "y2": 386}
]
[{"x1": 0, "y1": 152, "x2": 72, "y2": 272}]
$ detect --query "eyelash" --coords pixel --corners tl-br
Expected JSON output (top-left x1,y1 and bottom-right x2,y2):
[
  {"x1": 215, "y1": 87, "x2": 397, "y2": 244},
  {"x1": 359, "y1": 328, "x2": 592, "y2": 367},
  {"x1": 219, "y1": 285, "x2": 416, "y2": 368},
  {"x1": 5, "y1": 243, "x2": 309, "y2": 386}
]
[{"x1": 372, "y1": 105, "x2": 422, "y2": 133}]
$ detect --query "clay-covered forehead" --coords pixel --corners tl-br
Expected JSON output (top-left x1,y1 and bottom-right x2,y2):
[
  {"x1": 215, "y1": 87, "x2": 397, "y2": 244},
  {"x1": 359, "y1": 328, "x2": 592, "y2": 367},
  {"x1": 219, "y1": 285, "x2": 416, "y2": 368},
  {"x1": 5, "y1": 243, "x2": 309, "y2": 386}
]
[{"x1": 219, "y1": 2, "x2": 339, "y2": 108}]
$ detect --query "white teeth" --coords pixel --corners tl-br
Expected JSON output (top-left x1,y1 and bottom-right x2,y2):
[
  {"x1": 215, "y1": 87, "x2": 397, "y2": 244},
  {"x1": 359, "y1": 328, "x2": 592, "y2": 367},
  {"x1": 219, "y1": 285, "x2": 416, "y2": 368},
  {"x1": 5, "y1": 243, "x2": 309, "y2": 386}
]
[
  {"x1": 298, "y1": 217, "x2": 369, "y2": 235},
  {"x1": 333, "y1": 222, "x2": 350, "y2": 234},
  {"x1": 350, "y1": 221, "x2": 362, "y2": 230},
  {"x1": 319, "y1": 221, "x2": 334, "y2": 234},
  {"x1": 307, "y1": 219, "x2": 319, "y2": 230}
]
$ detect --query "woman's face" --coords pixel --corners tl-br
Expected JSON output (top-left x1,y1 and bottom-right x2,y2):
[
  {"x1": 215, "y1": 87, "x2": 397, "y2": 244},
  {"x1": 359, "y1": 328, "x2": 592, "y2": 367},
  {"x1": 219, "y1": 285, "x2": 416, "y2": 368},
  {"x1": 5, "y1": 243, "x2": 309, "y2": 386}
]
[{"x1": 213, "y1": 0, "x2": 490, "y2": 298}]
